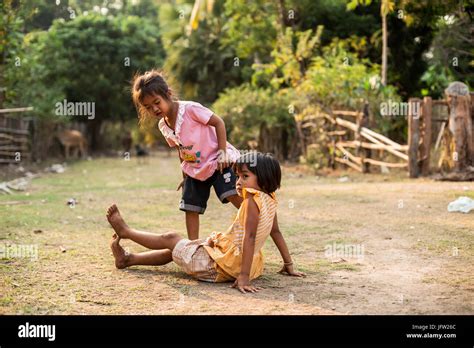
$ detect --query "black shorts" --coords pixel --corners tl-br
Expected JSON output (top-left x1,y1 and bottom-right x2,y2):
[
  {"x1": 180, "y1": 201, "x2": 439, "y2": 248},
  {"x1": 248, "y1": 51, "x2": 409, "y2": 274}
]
[{"x1": 179, "y1": 167, "x2": 238, "y2": 214}]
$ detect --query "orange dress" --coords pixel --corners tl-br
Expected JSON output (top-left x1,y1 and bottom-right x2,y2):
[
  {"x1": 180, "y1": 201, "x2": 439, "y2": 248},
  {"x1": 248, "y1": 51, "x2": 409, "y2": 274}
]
[{"x1": 204, "y1": 187, "x2": 278, "y2": 282}]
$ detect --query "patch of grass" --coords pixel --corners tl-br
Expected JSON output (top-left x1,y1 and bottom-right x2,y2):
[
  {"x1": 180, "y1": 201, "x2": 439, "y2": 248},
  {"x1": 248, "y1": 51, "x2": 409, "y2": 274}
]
[
  {"x1": 448, "y1": 190, "x2": 474, "y2": 200},
  {"x1": 423, "y1": 272, "x2": 474, "y2": 289},
  {"x1": 414, "y1": 236, "x2": 474, "y2": 258},
  {"x1": 2, "y1": 153, "x2": 472, "y2": 314},
  {"x1": 0, "y1": 295, "x2": 13, "y2": 306},
  {"x1": 331, "y1": 263, "x2": 360, "y2": 271},
  {"x1": 308, "y1": 258, "x2": 361, "y2": 274}
]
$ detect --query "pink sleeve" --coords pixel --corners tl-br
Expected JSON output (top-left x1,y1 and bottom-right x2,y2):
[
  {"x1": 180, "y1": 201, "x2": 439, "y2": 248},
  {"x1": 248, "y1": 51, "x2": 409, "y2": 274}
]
[
  {"x1": 189, "y1": 103, "x2": 214, "y2": 125},
  {"x1": 158, "y1": 119, "x2": 177, "y2": 147}
]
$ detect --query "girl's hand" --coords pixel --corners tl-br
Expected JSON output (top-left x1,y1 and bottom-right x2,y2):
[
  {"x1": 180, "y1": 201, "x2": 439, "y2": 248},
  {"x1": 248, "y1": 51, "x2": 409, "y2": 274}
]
[
  {"x1": 176, "y1": 179, "x2": 184, "y2": 191},
  {"x1": 231, "y1": 274, "x2": 261, "y2": 294},
  {"x1": 217, "y1": 151, "x2": 230, "y2": 173},
  {"x1": 278, "y1": 263, "x2": 306, "y2": 277}
]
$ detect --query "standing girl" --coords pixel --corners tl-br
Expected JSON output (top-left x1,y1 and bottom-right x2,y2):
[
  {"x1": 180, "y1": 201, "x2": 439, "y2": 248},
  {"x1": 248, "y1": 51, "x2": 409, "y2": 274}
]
[{"x1": 131, "y1": 70, "x2": 242, "y2": 240}]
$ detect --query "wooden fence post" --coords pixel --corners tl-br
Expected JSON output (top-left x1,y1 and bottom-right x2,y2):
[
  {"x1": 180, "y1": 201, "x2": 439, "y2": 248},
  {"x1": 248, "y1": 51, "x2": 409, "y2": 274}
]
[
  {"x1": 355, "y1": 102, "x2": 371, "y2": 173},
  {"x1": 408, "y1": 98, "x2": 421, "y2": 178},
  {"x1": 471, "y1": 92, "x2": 474, "y2": 153},
  {"x1": 420, "y1": 96, "x2": 432, "y2": 176},
  {"x1": 445, "y1": 82, "x2": 472, "y2": 171}
]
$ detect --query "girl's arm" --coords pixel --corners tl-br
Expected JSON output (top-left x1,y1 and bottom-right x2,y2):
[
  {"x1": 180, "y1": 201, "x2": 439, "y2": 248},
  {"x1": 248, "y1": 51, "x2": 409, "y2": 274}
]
[
  {"x1": 270, "y1": 213, "x2": 306, "y2": 277},
  {"x1": 231, "y1": 195, "x2": 262, "y2": 294},
  {"x1": 207, "y1": 114, "x2": 229, "y2": 172}
]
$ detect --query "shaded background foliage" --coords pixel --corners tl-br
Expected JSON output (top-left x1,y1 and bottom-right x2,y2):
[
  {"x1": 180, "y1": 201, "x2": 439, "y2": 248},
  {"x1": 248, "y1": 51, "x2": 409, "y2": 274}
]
[{"x1": 1, "y1": 0, "x2": 472, "y2": 160}]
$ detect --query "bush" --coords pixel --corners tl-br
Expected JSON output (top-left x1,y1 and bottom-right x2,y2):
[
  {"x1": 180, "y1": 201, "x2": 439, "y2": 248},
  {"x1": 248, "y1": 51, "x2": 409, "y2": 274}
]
[
  {"x1": 213, "y1": 33, "x2": 403, "y2": 164},
  {"x1": 298, "y1": 39, "x2": 403, "y2": 141},
  {"x1": 212, "y1": 84, "x2": 295, "y2": 159}
]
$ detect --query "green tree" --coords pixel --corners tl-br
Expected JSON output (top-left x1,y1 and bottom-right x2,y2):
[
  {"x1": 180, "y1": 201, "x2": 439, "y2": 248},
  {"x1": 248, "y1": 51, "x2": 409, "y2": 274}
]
[
  {"x1": 345, "y1": 0, "x2": 468, "y2": 97},
  {"x1": 1, "y1": 0, "x2": 31, "y2": 106},
  {"x1": 161, "y1": 0, "x2": 249, "y2": 103},
  {"x1": 18, "y1": 13, "x2": 165, "y2": 149},
  {"x1": 222, "y1": 0, "x2": 279, "y2": 63},
  {"x1": 420, "y1": 5, "x2": 473, "y2": 97},
  {"x1": 21, "y1": 0, "x2": 162, "y2": 33},
  {"x1": 252, "y1": 26, "x2": 323, "y2": 89}
]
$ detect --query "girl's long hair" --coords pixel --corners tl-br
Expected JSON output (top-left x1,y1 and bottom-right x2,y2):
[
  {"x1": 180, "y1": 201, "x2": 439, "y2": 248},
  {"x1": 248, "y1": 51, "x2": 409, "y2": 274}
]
[{"x1": 130, "y1": 69, "x2": 178, "y2": 129}]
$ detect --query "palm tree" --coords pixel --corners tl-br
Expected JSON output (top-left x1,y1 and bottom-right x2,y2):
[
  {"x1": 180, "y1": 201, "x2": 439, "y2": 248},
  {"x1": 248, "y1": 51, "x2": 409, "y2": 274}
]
[
  {"x1": 380, "y1": 0, "x2": 395, "y2": 86},
  {"x1": 347, "y1": 0, "x2": 394, "y2": 85},
  {"x1": 188, "y1": 0, "x2": 215, "y2": 34}
]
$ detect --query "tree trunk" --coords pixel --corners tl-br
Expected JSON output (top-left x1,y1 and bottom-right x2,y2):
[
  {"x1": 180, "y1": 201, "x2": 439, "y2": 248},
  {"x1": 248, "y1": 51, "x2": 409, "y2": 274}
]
[
  {"x1": 31, "y1": 118, "x2": 57, "y2": 161},
  {"x1": 381, "y1": 13, "x2": 388, "y2": 86},
  {"x1": 281, "y1": 126, "x2": 289, "y2": 159},
  {"x1": 86, "y1": 118, "x2": 103, "y2": 153},
  {"x1": 277, "y1": 0, "x2": 289, "y2": 33},
  {"x1": 258, "y1": 123, "x2": 288, "y2": 161}
]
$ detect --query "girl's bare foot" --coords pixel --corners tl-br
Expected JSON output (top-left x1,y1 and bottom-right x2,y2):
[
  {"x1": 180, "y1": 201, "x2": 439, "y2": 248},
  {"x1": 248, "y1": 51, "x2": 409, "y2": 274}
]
[
  {"x1": 106, "y1": 204, "x2": 131, "y2": 238},
  {"x1": 110, "y1": 234, "x2": 130, "y2": 269}
]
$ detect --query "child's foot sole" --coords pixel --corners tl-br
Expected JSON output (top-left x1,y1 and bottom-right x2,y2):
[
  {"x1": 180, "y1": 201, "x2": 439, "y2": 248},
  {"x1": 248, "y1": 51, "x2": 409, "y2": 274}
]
[
  {"x1": 110, "y1": 234, "x2": 130, "y2": 269},
  {"x1": 106, "y1": 204, "x2": 131, "y2": 238}
]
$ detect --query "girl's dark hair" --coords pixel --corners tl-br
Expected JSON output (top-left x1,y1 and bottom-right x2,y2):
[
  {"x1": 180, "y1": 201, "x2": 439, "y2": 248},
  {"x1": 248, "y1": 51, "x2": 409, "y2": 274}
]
[
  {"x1": 234, "y1": 152, "x2": 281, "y2": 195},
  {"x1": 131, "y1": 69, "x2": 176, "y2": 127}
]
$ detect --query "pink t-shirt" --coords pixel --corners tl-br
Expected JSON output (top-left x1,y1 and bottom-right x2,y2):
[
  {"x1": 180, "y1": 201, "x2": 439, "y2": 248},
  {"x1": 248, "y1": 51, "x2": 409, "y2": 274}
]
[{"x1": 158, "y1": 101, "x2": 240, "y2": 181}]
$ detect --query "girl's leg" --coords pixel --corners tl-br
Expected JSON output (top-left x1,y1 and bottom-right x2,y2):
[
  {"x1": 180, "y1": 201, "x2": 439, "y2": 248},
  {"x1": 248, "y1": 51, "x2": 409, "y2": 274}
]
[
  {"x1": 185, "y1": 211, "x2": 200, "y2": 240},
  {"x1": 106, "y1": 204, "x2": 182, "y2": 250},
  {"x1": 110, "y1": 234, "x2": 173, "y2": 269},
  {"x1": 226, "y1": 194, "x2": 243, "y2": 209},
  {"x1": 128, "y1": 250, "x2": 173, "y2": 266}
]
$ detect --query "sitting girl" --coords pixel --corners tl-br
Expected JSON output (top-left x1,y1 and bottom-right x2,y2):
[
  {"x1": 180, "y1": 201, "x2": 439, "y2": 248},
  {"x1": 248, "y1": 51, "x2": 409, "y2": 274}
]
[{"x1": 107, "y1": 152, "x2": 305, "y2": 293}]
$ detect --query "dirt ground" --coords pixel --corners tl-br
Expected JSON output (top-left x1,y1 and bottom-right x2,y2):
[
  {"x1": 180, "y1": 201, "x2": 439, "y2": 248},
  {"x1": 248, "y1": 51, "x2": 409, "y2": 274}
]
[{"x1": 1, "y1": 152, "x2": 473, "y2": 314}]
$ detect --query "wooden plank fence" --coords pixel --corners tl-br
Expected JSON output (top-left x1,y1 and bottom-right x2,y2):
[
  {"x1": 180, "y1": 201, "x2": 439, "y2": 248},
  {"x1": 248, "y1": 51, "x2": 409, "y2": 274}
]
[
  {"x1": 0, "y1": 107, "x2": 34, "y2": 164},
  {"x1": 331, "y1": 108, "x2": 408, "y2": 173}
]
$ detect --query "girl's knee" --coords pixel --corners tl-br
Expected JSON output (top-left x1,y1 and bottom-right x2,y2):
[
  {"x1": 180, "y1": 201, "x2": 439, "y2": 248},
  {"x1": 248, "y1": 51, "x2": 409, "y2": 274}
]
[
  {"x1": 163, "y1": 232, "x2": 179, "y2": 240},
  {"x1": 162, "y1": 232, "x2": 182, "y2": 249}
]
